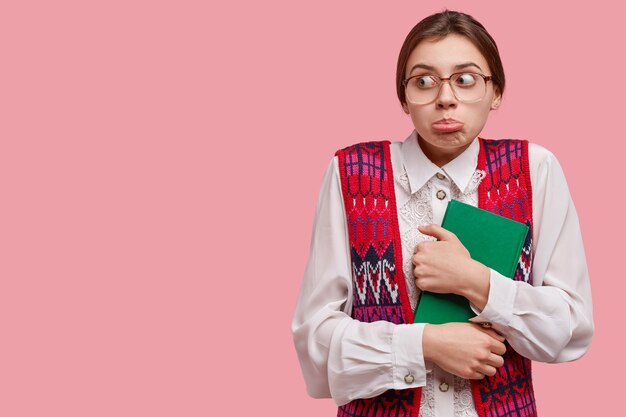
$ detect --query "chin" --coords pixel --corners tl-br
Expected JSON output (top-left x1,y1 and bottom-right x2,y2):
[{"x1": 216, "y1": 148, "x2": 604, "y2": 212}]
[{"x1": 431, "y1": 132, "x2": 468, "y2": 145}]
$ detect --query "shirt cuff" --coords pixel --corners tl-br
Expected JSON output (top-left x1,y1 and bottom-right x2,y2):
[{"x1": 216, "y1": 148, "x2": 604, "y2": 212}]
[
  {"x1": 469, "y1": 268, "x2": 517, "y2": 328},
  {"x1": 392, "y1": 323, "x2": 427, "y2": 389}
]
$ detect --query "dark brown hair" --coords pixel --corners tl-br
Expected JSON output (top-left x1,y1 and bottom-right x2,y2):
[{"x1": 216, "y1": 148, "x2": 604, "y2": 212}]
[{"x1": 396, "y1": 10, "x2": 505, "y2": 106}]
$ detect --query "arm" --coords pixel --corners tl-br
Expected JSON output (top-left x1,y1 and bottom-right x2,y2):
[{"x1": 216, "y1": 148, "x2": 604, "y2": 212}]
[
  {"x1": 467, "y1": 144, "x2": 594, "y2": 363},
  {"x1": 291, "y1": 157, "x2": 426, "y2": 406}
]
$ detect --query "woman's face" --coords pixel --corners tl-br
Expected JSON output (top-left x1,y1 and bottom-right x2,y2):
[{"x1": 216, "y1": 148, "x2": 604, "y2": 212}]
[{"x1": 403, "y1": 34, "x2": 501, "y2": 166}]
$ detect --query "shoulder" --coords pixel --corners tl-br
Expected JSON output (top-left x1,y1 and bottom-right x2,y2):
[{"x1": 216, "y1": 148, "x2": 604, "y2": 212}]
[
  {"x1": 527, "y1": 141, "x2": 565, "y2": 180},
  {"x1": 333, "y1": 139, "x2": 402, "y2": 171},
  {"x1": 481, "y1": 138, "x2": 557, "y2": 163},
  {"x1": 333, "y1": 139, "x2": 404, "y2": 165},
  {"x1": 480, "y1": 138, "x2": 568, "y2": 190},
  {"x1": 523, "y1": 142, "x2": 572, "y2": 202},
  {"x1": 333, "y1": 140, "x2": 392, "y2": 156},
  {"x1": 330, "y1": 134, "x2": 409, "y2": 179},
  {"x1": 482, "y1": 139, "x2": 563, "y2": 181},
  {"x1": 528, "y1": 141, "x2": 558, "y2": 166}
]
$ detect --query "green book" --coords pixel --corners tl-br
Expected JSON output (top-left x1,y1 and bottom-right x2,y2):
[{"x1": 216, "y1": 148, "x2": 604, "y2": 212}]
[{"x1": 413, "y1": 199, "x2": 529, "y2": 324}]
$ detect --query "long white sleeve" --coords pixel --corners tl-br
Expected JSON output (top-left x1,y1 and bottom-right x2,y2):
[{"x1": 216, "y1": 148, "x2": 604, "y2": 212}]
[
  {"x1": 470, "y1": 143, "x2": 594, "y2": 362},
  {"x1": 291, "y1": 157, "x2": 427, "y2": 407},
  {"x1": 293, "y1": 137, "x2": 595, "y2": 415}
]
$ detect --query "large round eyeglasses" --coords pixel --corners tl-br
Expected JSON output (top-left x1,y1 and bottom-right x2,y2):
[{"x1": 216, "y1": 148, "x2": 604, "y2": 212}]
[{"x1": 402, "y1": 72, "x2": 493, "y2": 105}]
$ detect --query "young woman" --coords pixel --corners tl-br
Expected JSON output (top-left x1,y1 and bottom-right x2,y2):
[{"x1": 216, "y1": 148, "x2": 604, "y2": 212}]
[{"x1": 292, "y1": 10, "x2": 593, "y2": 417}]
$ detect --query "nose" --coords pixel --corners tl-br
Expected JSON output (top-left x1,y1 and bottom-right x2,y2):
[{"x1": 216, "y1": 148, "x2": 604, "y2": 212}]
[{"x1": 435, "y1": 81, "x2": 458, "y2": 109}]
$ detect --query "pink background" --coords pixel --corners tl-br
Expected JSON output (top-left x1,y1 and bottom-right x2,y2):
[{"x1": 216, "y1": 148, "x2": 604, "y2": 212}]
[{"x1": 1, "y1": 1, "x2": 621, "y2": 415}]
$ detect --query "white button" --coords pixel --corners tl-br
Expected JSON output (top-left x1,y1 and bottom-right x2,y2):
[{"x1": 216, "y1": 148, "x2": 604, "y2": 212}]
[
  {"x1": 439, "y1": 381, "x2": 449, "y2": 392},
  {"x1": 436, "y1": 172, "x2": 446, "y2": 180},
  {"x1": 404, "y1": 373, "x2": 415, "y2": 384},
  {"x1": 436, "y1": 190, "x2": 446, "y2": 200}
]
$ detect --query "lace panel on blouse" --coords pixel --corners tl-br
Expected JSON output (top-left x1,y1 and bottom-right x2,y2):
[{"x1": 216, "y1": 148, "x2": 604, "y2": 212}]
[{"x1": 396, "y1": 168, "x2": 486, "y2": 417}]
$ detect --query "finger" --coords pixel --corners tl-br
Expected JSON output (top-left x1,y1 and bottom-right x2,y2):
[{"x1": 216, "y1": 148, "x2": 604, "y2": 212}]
[
  {"x1": 413, "y1": 241, "x2": 433, "y2": 254},
  {"x1": 418, "y1": 224, "x2": 457, "y2": 241},
  {"x1": 490, "y1": 340, "x2": 507, "y2": 356},
  {"x1": 411, "y1": 251, "x2": 427, "y2": 265},
  {"x1": 487, "y1": 353, "x2": 505, "y2": 369},
  {"x1": 413, "y1": 263, "x2": 430, "y2": 279},
  {"x1": 469, "y1": 371, "x2": 486, "y2": 380},
  {"x1": 478, "y1": 364, "x2": 497, "y2": 377},
  {"x1": 414, "y1": 276, "x2": 430, "y2": 291},
  {"x1": 482, "y1": 328, "x2": 506, "y2": 343},
  {"x1": 474, "y1": 324, "x2": 505, "y2": 342},
  {"x1": 413, "y1": 267, "x2": 422, "y2": 283}
]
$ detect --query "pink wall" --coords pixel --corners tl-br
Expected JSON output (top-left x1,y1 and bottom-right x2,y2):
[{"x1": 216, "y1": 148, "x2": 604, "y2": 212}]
[{"x1": 1, "y1": 1, "x2": 619, "y2": 415}]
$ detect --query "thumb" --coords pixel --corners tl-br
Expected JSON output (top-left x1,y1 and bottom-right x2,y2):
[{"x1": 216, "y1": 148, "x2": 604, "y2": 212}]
[{"x1": 418, "y1": 224, "x2": 456, "y2": 241}]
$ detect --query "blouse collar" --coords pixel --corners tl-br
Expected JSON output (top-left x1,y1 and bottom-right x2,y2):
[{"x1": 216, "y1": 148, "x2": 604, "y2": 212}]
[{"x1": 400, "y1": 130, "x2": 480, "y2": 195}]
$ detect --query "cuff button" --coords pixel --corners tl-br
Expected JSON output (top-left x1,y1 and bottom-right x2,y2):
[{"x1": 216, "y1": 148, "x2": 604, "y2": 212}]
[{"x1": 404, "y1": 373, "x2": 415, "y2": 384}]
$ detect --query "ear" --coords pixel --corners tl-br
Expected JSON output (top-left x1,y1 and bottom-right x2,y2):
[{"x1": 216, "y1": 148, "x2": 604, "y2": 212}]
[{"x1": 491, "y1": 91, "x2": 502, "y2": 110}]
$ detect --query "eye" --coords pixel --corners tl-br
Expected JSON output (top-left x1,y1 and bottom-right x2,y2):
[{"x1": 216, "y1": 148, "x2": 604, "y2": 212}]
[
  {"x1": 413, "y1": 75, "x2": 438, "y2": 89},
  {"x1": 454, "y1": 73, "x2": 478, "y2": 87}
]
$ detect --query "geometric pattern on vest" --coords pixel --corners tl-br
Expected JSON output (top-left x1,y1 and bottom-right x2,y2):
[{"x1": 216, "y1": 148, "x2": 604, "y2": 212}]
[
  {"x1": 335, "y1": 141, "x2": 420, "y2": 417},
  {"x1": 335, "y1": 138, "x2": 537, "y2": 417},
  {"x1": 472, "y1": 138, "x2": 537, "y2": 417}
]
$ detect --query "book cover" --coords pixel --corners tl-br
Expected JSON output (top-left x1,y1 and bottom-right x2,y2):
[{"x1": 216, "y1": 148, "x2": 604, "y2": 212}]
[{"x1": 413, "y1": 199, "x2": 529, "y2": 324}]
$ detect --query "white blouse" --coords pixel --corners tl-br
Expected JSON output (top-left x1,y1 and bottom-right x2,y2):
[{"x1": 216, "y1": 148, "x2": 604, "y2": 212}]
[{"x1": 292, "y1": 130, "x2": 594, "y2": 416}]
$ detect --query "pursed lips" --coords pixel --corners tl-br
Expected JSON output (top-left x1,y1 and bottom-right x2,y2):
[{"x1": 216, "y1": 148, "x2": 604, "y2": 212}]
[{"x1": 432, "y1": 118, "x2": 464, "y2": 133}]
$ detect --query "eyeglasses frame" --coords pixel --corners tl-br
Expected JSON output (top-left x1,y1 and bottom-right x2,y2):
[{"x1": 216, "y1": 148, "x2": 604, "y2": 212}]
[{"x1": 402, "y1": 72, "x2": 493, "y2": 104}]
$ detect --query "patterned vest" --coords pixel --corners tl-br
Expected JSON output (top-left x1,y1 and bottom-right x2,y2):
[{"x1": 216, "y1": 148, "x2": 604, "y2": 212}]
[{"x1": 334, "y1": 138, "x2": 537, "y2": 417}]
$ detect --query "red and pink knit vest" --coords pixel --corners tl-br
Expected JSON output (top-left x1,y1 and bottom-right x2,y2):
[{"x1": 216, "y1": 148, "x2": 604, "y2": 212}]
[{"x1": 334, "y1": 138, "x2": 536, "y2": 417}]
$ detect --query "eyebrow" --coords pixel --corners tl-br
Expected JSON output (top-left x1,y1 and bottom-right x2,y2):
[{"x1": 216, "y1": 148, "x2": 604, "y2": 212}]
[{"x1": 409, "y1": 62, "x2": 483, "y2": 75}]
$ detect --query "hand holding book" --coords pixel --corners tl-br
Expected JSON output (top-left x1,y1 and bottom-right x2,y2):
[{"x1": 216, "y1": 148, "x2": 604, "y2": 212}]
[
  {"x1": 412, "y1": 223, "x2": 491, "y2": 310},
  {"x1": 413, "y1": 200, "x2": 529, "y2": 324}
]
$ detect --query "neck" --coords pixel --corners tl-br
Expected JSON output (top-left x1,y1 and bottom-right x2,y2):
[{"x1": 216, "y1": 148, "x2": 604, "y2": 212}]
[{"x1": 417, "y1": 134, "x2": 473, "y2": 167}]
